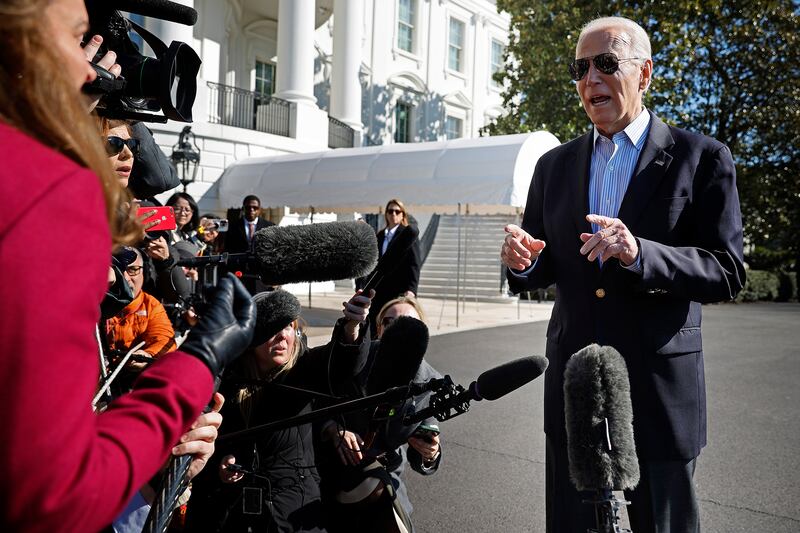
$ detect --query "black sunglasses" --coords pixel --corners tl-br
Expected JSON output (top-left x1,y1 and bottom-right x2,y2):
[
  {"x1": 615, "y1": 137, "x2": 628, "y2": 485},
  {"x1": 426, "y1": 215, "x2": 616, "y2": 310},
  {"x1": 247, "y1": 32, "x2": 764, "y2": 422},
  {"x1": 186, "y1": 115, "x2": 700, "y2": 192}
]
[
  {"x1": 568, "y1": 52, "x2": 645, "y2": 81},
  {"x1": 386, "y1": 208, "x2": 403, "y2": 215},
  {"x1": 106, "y1": 136, "x2": 140, "y2": 156}
]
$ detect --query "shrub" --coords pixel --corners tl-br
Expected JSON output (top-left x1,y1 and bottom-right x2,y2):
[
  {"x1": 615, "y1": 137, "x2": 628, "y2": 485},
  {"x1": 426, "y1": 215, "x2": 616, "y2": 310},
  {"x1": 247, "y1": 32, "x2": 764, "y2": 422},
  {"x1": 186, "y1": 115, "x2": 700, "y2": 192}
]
[{"x1": 737, "y1": 270, "x2": 780, "y2": 302}]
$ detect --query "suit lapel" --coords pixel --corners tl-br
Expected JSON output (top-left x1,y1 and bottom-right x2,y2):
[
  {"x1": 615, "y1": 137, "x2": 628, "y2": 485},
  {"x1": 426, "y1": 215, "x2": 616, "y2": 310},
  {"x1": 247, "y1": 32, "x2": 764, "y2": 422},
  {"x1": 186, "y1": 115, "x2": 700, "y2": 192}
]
[
  {"x1": 617, "y1": 112, "x2": 675, "y2": 227},
  {"x1": 569, "y1": 131, "x2": 594, "y2": 234}
]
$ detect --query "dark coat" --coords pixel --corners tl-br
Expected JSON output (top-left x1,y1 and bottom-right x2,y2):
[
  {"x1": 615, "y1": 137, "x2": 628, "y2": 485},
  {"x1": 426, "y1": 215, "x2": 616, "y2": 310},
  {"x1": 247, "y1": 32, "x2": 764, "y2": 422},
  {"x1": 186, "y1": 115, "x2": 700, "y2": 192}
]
[
  {"x1": 366, "y1": 225, "x2": 421, "y2": 335},
  {"x1": 507, "y1": 111, "x2": 745, "y2": 460},
  {"x1": 224, "y1": 216, "x2": 275, "y2": 254}
]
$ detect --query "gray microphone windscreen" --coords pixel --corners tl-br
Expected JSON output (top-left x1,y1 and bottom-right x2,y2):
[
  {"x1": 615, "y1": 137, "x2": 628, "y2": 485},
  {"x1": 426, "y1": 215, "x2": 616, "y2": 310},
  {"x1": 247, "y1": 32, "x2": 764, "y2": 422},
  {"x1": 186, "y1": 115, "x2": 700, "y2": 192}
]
[
  {"x1": 250, "y1": 290, "x2": 302, "y2": 347},
  {"x1": 564, "y1": 344, "x2": 639, "y2": 491},
  {"x1": 253, "y1": 221, "x2": 378, "y2": 285},
  {"x1": 475, "y1": 356, "x2": 548, "y2": 401}
]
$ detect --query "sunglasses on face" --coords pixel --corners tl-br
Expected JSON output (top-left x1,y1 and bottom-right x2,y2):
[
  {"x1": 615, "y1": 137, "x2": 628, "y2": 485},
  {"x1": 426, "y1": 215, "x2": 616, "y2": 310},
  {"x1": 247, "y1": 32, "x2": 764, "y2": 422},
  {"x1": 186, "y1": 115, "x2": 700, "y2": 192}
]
[
  {"x1": 106, "y1": 136, "x2": 141, "y2": 156},
  {"x1": 568, "y1": 52, "x2": 645, "y2": 81},
  {"x1": 386, "y1": 209, "x2": 403, "y2": 215}
]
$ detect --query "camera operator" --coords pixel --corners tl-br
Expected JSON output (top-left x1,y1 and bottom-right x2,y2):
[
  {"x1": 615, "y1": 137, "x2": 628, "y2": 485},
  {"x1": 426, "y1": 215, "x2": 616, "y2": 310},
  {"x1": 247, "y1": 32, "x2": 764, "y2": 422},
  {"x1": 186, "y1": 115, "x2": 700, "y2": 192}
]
[{"x1": 0, "y1": 1, "x2": 255, "y2": 532}]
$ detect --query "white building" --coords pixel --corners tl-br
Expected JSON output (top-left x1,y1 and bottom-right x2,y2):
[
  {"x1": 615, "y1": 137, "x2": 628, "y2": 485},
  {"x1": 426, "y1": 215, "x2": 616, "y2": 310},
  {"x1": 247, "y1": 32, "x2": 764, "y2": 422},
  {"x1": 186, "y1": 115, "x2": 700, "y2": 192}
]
[{"x1": 137, "y1": 0, "x2": 510, "y2": 211}]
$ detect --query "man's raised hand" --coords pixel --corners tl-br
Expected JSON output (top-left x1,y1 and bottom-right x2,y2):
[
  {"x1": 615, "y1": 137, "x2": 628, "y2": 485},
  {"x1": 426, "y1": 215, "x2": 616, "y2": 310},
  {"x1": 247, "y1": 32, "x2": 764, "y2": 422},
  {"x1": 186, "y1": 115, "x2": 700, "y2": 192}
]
[{"x1": 501, "y1": 224, "x2": 546, "y2": 271}]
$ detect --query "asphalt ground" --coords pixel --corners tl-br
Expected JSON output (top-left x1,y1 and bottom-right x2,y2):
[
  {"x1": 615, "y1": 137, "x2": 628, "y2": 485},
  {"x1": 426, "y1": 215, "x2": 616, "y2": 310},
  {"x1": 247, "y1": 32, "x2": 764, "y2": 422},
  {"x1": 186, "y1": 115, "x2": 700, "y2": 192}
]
[{"x1": 401, "y1": 303, "x2": 800, "y2": 532}]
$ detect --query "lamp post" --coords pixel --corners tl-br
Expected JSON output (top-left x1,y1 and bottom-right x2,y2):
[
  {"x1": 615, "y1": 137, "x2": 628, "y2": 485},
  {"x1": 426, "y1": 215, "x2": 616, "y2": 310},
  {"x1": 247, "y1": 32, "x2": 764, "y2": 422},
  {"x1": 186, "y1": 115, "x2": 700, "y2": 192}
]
[{"x1": 170, "y1": 126, "x2": 201, "y2": 192}]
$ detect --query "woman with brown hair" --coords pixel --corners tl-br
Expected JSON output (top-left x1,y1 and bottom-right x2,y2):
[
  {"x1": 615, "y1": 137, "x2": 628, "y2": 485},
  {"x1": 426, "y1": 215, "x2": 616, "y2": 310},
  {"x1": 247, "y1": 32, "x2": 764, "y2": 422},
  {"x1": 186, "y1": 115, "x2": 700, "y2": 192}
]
[
  {"x1": 366, "y1": 198, "x2": 422, "y2": 336},
  {"x1": 0, "y1": 1, "x2": 254, "y2": 531}
]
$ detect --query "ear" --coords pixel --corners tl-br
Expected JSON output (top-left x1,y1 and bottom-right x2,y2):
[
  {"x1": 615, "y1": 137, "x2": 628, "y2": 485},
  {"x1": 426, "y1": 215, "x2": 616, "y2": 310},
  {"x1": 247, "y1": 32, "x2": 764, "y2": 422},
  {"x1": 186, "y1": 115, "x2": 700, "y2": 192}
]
[{"x1": 639, "y1": 58, "x2": 653, "y2": 92}]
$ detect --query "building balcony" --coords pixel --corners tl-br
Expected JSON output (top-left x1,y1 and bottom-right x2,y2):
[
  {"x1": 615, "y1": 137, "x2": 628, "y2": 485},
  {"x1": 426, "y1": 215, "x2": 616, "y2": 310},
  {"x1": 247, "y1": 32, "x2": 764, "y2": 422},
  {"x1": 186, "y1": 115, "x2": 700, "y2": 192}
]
[
  {"x1": 207, "y1": 81, "x2": 356, "y2": 149},
  {"x1": 207, "y1": 81, "x2": 291, "y2": 138}
]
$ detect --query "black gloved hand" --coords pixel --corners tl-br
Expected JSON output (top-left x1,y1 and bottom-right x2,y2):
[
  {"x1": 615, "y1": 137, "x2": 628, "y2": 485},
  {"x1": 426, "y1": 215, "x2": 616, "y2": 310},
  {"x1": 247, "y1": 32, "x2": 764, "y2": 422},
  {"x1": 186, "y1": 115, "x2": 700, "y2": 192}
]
[{"x1": 180, "y1": 273, "x2": 256, "y2": 376}]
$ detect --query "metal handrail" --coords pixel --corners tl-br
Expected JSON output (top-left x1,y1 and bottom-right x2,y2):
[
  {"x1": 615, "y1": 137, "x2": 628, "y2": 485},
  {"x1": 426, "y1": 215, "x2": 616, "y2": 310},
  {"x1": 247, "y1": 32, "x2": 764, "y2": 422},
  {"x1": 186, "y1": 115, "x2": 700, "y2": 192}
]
[
  {"x1": 328, "y1": 116, "x2": 355, "y2": 148},
  {"x1": 207, "y1": 81, "x2": 290, "y2": 137}
]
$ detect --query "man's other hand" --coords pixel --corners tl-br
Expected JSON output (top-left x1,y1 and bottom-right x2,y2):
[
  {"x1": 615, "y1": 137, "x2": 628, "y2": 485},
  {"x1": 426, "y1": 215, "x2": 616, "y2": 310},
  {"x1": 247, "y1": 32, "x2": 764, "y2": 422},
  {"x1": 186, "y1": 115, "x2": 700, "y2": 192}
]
[
  {"x1": 580, "y1": 215, "x2": 639, "y2": 265},
  {"x1": 501, "y1": 224, "x2": 546, "y2": 271}
]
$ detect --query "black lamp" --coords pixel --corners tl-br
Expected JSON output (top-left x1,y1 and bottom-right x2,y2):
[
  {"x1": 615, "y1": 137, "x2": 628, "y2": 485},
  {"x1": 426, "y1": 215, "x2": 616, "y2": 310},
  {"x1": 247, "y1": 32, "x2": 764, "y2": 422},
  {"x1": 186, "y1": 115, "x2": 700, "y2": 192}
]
[{"x1": 170, "y1": 126, "x2": 201, "y2": 192}]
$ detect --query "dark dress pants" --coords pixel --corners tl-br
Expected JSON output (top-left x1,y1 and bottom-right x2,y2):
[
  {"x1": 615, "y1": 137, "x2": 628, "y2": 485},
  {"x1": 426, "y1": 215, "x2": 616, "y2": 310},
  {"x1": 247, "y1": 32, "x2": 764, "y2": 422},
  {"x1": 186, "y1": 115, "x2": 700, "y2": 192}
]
[{"x1": 546, "y1": 435, "x2": 700, "y2": 533}]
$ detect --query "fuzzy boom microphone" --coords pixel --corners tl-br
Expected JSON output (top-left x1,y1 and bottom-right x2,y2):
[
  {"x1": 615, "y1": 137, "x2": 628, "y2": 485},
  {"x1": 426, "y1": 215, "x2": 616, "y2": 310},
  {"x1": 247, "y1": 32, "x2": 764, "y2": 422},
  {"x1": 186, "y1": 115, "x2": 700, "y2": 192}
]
[
  {"x1": 254, "y1": 221, "x2": 378, "y2": 285},
  {"x1": 564, "y1": 344, "x2": 639, "y2": 533},
  {"x1": 178, "y1": 221, "x2": 378, "y2": 285}
]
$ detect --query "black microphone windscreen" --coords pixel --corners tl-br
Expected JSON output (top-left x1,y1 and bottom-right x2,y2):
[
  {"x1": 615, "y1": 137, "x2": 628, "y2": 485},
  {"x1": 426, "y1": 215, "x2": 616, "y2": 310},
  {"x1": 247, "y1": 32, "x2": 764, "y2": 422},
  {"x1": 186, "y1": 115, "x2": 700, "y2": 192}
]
[
  {"x1": 253, "y1": 221, "x2": 378, "y2": 286},
  {"x1": 367, "y1": 316, "x2": 429, "y2": 395},
  {"x1": 564, "y1": 344, "x2": 639, "y2": 491},
  {"x1": 475, "y1": 356, "x2": 548, "y2": 401},
  {"x1": 111, "y1": 0, "x2": 198, "y2": 26},
  {"x1": 250, "y1": 290, "x2": 301, "y2": 347}
]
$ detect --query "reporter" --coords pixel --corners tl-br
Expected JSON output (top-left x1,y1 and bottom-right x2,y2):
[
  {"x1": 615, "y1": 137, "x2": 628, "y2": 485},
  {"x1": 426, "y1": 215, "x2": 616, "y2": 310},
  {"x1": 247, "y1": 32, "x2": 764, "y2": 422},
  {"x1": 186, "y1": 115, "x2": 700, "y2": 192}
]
[
  {"x1": 319, "y1": 296, "x2": 442, "y2": 532},
  {"x1": 0, "y1": 1, "x2": 254, "y2": 531},
  {"x1": 185, "y1": 290, "x2": 373, "y2": 532}
]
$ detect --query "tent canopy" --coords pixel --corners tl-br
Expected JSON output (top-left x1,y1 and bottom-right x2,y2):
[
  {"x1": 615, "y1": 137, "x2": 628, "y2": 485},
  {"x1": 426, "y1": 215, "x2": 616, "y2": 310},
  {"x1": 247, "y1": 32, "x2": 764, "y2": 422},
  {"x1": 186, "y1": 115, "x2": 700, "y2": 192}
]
[{"x1": 216, "y1": 132, "x2": 560, "y2": 210}]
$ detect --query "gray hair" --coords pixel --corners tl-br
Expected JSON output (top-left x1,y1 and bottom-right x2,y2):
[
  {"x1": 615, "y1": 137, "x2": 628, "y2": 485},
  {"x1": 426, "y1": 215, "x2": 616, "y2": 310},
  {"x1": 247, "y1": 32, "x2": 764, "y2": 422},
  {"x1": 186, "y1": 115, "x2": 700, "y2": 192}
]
[{"x1": 578, "y1": 17, "x2": 651, "y2": 62}]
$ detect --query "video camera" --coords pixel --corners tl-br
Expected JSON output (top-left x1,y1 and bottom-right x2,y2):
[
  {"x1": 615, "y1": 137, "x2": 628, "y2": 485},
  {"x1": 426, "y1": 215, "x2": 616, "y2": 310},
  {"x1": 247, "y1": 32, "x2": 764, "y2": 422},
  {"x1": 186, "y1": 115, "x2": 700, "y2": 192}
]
[{"x1": 83, "y1": 0, "x2": 202, "y2": 123}]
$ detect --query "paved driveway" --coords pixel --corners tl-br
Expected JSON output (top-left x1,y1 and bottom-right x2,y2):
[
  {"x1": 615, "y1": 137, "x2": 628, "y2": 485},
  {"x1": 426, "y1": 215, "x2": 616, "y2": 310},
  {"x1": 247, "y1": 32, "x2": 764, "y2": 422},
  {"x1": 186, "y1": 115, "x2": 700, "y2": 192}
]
[{"x1": 405, "y1": 303, "x2": 800, "y2": 532}]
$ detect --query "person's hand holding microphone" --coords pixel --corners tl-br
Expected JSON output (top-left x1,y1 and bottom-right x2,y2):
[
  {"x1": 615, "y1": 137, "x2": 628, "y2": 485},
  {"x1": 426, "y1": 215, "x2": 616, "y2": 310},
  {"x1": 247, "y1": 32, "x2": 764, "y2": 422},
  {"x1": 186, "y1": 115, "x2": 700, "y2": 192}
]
[{"x1": 501, "y1": 224, "x2": 546, "y2": 271}]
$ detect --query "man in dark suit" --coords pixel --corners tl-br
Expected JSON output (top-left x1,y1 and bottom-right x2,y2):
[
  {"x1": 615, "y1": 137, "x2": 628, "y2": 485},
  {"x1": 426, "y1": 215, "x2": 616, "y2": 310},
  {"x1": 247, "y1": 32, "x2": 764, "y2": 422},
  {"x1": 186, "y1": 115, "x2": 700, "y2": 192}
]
[
  {"x1": 500, "y1": 16, "x2": 745, "y2": 533},
  {"x1": 224, "y1": 195, "x2": 274, "y2": 254},
  {"x1": 224, "y1": 195, "x2": 274, "y2": 293}
]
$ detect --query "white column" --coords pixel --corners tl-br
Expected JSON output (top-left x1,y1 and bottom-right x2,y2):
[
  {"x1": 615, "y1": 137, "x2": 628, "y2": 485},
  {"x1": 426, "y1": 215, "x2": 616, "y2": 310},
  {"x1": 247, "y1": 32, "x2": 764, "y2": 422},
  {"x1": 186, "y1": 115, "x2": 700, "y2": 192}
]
[
  {"x1": 275, "y1": 0, "x2": 317, "y2": 105},
  {"x1": 330, "y1": 0, "x2": 364, "y2": 130}
]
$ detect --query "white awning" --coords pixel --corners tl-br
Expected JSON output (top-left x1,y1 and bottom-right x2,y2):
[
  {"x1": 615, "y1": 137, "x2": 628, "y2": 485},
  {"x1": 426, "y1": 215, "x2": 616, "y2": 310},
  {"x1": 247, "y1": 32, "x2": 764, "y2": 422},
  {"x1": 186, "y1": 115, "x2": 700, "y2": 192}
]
[{"x1": 215, "y1": 132, "x2": 560, "y2": 210}]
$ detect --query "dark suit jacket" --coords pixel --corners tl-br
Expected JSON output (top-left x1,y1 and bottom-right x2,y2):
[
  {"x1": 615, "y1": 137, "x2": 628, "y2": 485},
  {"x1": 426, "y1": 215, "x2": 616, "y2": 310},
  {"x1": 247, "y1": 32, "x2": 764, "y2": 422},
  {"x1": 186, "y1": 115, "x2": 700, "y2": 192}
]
[
  {"x1": 375, "y1": 224, "x2": 421, "y2": 298},
  {"x1": 223, "y1": 216, "x2": 274, "y2": 254},
  {"x1": 508, "y1": 111, "x2": 745, "y2": 460}
]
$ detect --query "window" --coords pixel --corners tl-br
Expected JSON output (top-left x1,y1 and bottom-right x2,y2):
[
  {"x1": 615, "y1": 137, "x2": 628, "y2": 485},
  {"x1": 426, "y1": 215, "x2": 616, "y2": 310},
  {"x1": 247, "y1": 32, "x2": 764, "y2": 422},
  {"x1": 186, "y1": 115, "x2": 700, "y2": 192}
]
[
  {"x1": 448, "y1": 18, "x2": 465, "y2": 72},
  {"x1": 445, "y1": 115, "x2": 463, "y2": 139},
  {"x1": 394, "y1": 102, "x2": 411, "y2": 143},
  {"x1": 397, "y1": 0, "x2": 415, "y2": 53},
  {"x1": 491, "y1": 40, "x2": 504, "y2": 86},
  {"x1": 255, "y1": 60, "x2": 275, "y2": 97}
]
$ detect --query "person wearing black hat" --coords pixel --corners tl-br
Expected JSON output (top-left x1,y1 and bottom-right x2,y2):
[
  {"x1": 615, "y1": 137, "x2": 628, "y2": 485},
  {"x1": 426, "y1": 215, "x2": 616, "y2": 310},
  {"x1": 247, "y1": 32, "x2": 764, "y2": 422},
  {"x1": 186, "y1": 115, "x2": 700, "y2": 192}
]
[{"x1": 185, "y1": 289, "x2": 375, "y2": 533}]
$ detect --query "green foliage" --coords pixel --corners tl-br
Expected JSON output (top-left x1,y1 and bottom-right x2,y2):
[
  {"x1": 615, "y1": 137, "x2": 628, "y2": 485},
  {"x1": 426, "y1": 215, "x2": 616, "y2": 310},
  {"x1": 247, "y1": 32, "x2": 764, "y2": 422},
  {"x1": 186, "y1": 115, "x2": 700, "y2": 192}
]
[
  {"x1": 489, "y1": 1, "x2": 800, "y2": 274},
  {"x1": 736, "y1": 270, "x2": 780, "y2": 302}
]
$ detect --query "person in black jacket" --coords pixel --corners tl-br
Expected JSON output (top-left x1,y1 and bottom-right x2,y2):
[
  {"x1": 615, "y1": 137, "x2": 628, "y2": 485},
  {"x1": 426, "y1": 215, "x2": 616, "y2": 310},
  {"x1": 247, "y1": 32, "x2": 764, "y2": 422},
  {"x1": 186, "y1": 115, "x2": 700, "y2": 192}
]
[
  {"x1": 224, "y1": 195, "x2": 275, "y2": 294},
  {"x1": 185, "y1": 289, "x2": 373, "y2": 532},
  {"x1": 224, "y1": 195, "x2": 275, "y2": 254},
  {"x1": 365, "y1": 199, "x2": 421, "y2": 336}
]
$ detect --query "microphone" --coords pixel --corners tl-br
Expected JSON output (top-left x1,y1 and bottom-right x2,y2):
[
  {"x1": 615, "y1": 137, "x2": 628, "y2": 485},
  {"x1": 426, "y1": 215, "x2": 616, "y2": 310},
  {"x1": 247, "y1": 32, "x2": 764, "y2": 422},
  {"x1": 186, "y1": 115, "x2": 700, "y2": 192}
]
[
  {"x1": 110, "y1": 0, "x2": 198, "y2": 26},
  {"x1": 249, "y1": 290, "x2": 302, "y2": 348},
  {"x1": 366, "y1": 316, "x2": 429, "y2": 395},
  {"x1": 177, "y1": 221, "x2": 379, "y2": 285},
  {"x1": 253, "y1": 221, "x2": 378, "y2": 285},
  {"x1": 403, "y1": 356, "x2": 548, "y2": 425},
  {"x1": 564, "y1": 344, "x2": 639, "y2": 533}
]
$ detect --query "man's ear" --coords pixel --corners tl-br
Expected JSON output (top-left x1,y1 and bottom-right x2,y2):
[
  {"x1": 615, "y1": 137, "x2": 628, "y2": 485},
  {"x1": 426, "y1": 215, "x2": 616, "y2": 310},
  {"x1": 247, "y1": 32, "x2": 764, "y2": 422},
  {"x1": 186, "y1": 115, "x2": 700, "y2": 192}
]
[{"x1": 639, "y1": 58, "x2": 653, "y2": 92}]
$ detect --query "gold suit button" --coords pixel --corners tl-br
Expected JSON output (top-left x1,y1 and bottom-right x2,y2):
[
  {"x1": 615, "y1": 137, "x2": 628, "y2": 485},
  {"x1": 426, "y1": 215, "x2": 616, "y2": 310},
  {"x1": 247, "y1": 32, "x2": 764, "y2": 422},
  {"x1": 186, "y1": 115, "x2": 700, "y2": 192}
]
[{"x1": 595, "y1": 288, "x2": 606, "y2": 298}]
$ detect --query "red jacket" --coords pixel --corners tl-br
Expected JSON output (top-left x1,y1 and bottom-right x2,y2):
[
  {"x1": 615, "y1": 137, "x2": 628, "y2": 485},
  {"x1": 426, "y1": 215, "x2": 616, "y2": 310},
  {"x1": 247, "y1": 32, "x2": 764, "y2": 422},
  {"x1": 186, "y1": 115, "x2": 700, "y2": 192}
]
[
  {"x1": 106, "y1": 290, "x2": 177, "y2": 357},
  {"x1": 0, "y1": 122, "x2": 213, "y2": 532}
]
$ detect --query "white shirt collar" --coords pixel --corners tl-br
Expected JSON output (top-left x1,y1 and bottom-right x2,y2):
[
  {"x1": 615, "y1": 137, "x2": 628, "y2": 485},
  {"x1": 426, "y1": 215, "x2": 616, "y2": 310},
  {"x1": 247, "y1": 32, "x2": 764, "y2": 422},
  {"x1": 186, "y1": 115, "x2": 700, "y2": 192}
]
[{"x1": 593, "y1": 107, "x2": 651, "y2": 148}]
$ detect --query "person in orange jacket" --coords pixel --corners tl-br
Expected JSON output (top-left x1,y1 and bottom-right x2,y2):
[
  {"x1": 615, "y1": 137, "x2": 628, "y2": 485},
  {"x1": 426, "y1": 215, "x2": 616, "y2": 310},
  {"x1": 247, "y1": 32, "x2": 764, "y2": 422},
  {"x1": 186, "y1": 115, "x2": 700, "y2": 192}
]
[{"x1": 106, "y1": 247, "x2": 177, "y2": 367}]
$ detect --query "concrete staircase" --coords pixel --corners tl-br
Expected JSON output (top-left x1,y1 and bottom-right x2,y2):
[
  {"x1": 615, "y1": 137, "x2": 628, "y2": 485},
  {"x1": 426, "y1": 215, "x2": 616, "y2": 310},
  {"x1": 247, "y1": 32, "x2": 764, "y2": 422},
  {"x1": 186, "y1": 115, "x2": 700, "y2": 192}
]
[{"x1": 418, "y1": 214, "x2": 518, "y2": 303}]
